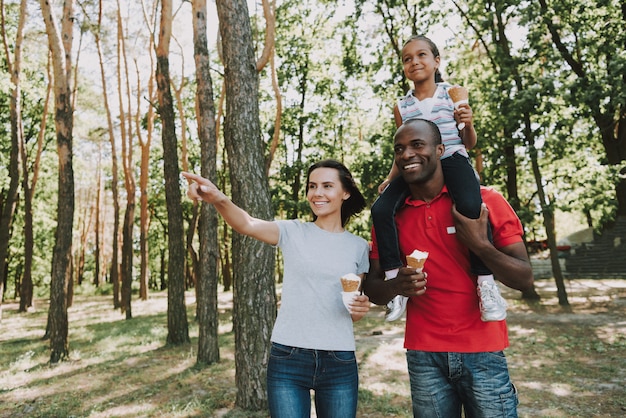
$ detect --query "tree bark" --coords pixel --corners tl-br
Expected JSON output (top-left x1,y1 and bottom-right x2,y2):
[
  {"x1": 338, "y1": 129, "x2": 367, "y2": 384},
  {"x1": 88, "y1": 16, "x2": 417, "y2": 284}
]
[
  {"x1": 528, "y1": 138, "x2": 569, "y2": 305},
  {"x1": 137, "y1": 0, "x2": 158, "y2": 302},
  {"x1": 40, "y1": 0, "x2": 76, "y2": 363},
  {"x1": 171, "y1": 44, "x2": 199, "y2": 293},
  {"x1": 137, "y1": 54, "x2": 154, "y2": 301},
  {"x1": 191, "y1": 0, "x2": 220, "y2": 366},
  {"x1": 94, "y1": 0, "x2": 121, "y2": 307},
  {"x1": 265, "y1": 48, "x2": 282, "y2": 175},
  {"x1": 156, "y1": 0, "x2": 189, "y2": 345},
  {"x1": 75, "y1": 204, "x2": 94, "y2": 287},
  {"x1": 117, "y1": 0, "x2": 135, "y2": 319},
  {"x1": 0, "y1": 0, "x2": 27, "y2": 319},
  {"x1": 216, "y1": 0, "x2": 277, "y2": 410},
  {"x1": 20, "y1": 54, "x2": 51, "y2": 311}
]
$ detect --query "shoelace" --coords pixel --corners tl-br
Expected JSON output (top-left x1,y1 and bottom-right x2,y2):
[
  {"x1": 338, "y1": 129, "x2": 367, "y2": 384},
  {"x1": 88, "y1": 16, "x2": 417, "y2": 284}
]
[{"x1": 480, "y1": 285, "x2": 498, "y2": 304}]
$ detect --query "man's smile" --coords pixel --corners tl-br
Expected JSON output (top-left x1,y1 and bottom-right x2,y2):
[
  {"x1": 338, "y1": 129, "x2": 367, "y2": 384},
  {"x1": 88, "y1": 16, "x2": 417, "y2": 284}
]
[{"x1": 403, "y1": 162, "x2": 421, "y2": 170}]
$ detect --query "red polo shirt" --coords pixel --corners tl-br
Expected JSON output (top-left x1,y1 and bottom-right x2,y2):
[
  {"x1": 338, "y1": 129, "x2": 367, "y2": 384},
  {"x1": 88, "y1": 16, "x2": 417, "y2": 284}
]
[{"x1": 370, "y1": 186, "x2": 524, "y2": 352}]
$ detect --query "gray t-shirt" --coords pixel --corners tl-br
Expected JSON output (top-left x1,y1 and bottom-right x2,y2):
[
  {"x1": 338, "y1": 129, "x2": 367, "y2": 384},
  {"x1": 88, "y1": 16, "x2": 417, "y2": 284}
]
[{"x1": 271, "y1": 220, "x2": 370, "y2": 351}]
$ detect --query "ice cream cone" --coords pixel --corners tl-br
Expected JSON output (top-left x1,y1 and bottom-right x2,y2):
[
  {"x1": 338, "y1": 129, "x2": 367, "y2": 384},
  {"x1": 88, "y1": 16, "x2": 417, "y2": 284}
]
[
  {"x1": 448, "y1": 85, "x2": 468, "y2": 108},
  {"x1": 448, "y1": 85, "x2": 469, "y2": 129},
  {"x1": 406, "y1": 249, "x2": 429, "y2": 273},
  {"x1": 340, "y1": 273, "x2": 361, "y2": 292}
]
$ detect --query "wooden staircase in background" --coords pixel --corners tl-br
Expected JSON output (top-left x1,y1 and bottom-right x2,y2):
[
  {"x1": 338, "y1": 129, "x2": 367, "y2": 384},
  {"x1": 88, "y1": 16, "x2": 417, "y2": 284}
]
[{"x1": 564, "y1": 216, "x2": 626, "y2": 278}]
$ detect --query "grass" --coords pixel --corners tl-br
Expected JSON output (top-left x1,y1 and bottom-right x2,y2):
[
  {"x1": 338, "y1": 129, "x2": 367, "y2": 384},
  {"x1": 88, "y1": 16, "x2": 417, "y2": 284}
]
[{"x1": 1, "y1": 279, "x2": 625, "y2": 417}]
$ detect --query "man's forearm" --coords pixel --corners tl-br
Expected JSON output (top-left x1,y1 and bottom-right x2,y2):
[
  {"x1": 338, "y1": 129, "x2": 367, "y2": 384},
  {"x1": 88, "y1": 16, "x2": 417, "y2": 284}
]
[
  {"x1": 363, "y1": 259, "x2": 396, "y2": 305},
  {"x1": 473, "y1": 241, "x2": 534, "y2": 291}
]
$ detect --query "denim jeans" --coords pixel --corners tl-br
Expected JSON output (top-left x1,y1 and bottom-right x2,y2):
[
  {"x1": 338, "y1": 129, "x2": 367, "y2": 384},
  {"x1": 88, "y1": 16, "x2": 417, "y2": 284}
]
[
  {"x1": 267, "y1": 342, "x2": 359, "y2": 418},
  {"x1": 406, "y1": 350, "x2": 518, "y2": 418}
]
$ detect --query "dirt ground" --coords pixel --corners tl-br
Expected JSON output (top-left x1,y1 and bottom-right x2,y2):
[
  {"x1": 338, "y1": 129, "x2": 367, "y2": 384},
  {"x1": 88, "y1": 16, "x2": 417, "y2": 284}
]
[{"x1": 1, "y1": 278, "x2": 625, "y2": 417}]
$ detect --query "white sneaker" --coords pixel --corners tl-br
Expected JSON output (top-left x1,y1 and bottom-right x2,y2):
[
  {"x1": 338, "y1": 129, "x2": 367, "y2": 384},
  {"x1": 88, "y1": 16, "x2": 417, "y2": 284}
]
[
  {"x1": 478, "y1": 281, "x2": 508, "y2": 321},
  {"x1": 385, "y1": 295, "x2": 408, "y2": 322}
]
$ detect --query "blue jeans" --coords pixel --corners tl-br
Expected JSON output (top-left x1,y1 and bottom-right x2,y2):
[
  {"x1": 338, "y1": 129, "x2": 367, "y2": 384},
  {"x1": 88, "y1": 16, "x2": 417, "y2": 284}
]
[
  {"x1": 267, "y1": 342, "x2": 359, "y2": 418},
  {"x1": 406, "y1": 350, "x2": 518, "y2": 418}
]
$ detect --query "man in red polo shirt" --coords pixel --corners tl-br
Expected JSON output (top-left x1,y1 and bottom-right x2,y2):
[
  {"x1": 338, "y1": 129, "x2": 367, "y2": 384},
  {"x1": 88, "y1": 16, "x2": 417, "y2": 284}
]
[{"x1": 364, "y1": 118, "x2": 534, "y2": 417}]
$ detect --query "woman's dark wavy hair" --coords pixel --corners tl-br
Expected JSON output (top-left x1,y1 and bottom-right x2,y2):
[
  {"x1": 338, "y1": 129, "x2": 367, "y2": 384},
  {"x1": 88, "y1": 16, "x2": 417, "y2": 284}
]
[
  {"x1": 403, "y1": 35, "x2": 444, "y2": 83},
  {"x1": 306, "y1": 159, "x2": 366, "y2": 227}
]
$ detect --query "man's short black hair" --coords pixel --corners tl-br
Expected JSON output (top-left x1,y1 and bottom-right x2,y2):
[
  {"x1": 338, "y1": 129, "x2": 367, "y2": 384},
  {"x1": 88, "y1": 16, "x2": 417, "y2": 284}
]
[{"x1": 398, "y1": 118, "x2": 442, "y2": 145}]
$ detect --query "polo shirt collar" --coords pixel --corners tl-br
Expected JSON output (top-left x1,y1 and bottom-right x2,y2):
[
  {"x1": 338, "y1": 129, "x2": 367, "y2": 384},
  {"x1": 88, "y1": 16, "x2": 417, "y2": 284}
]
[{"x1": 403, "y1": 185, "x2": 450, "y2": 207}]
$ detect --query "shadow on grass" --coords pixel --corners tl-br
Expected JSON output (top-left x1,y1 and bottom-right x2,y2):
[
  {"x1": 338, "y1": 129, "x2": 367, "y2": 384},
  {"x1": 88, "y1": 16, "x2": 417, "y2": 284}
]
[
  {"x1": 0, "y1": 295, "x2": 240, "y2": 417},
  {"x1": 3, "y1": 280, "x2": 625, "y2": 417}
]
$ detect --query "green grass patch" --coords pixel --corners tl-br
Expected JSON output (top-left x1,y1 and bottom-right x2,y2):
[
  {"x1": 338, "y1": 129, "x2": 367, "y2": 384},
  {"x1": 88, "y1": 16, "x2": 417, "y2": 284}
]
[{"x1": 1, "y1": 279, "x2": 626, "y2": 417}]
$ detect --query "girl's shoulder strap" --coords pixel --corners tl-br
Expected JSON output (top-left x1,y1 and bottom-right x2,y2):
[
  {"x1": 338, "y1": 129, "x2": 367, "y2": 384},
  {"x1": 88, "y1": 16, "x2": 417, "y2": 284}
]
[{"x1": 397, "y1": 89, "x2": 415, "y2": 103}]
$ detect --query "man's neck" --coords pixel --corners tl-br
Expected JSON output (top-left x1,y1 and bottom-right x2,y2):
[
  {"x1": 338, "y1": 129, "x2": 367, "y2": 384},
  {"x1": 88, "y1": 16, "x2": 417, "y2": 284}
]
[{"x1": 408, "y1": 178, "x2": 444, "y2": 203}]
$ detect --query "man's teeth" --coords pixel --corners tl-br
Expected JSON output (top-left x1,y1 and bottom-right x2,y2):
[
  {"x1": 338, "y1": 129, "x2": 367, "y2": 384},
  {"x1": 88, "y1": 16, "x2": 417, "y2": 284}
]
[{"x1": 404, "y1": 163, "x2": 419, "y2": 170}]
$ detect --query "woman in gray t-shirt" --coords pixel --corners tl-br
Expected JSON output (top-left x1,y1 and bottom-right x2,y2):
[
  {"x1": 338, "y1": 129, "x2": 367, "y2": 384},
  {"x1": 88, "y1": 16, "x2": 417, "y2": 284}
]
[{"x1": 183, "y1": 159, "x2": 370, "y2": 418}]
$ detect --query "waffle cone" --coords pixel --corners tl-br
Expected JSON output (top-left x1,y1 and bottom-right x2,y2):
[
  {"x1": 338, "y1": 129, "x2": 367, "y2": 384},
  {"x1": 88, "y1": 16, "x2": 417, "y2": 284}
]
[
  {"x1": 448, "y1": 85, "x2": 468, "y2": 103},
  {"x1": 340, "y1": 273, "x2": 361, "y2": 292},
  {"x1": 406, "y1": 249, "x2": 429, "y2": 272}
]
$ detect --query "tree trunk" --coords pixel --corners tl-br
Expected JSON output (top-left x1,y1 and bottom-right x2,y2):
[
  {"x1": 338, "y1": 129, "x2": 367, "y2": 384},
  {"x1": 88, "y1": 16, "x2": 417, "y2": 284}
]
[
  {"x1": 0, "y1": 0, "x2": 26, "y2": 319},
  {"x1": 94, "y1": 0, "x2": 121, "y2": 308},
  {"x1": 468, "y1": 4, "x2": 542, "y2": 302},
  {"x1": 528, "y1": 138, "x2": 569, "y2": 306},
  {"x1": 156, "y1": 0, "x2": 189, "y2": 345},
  {"x1": 246, "y1": 0, "x2": 280, "y2": 172},
  {"x1": 137, "y1": 26, "x2": 156, "y2": 300},
  {"x1": 290, "y1": 70, "x2": 306, "y2": 220},
  {"x1": 265, "y1": 48, "x2": 282, "y2": 175},
  {"x1": 75, "y1": 205, "x2": 92, "y2": 287},
  {"x1": 160, "y1": 248, "x2": 167, "y2": 291},
  {"x1": 218, "y1": 154, "x2": 232, "y2": 293},
  {"x1": 19, "y1": 54, "x2": 51, "y2": 311},
  {"x1": 19, "y1": 184, "x2": 34, "y2": 310},
  {"x1": 185, "y1": 205, "x2": 200, "y2": 292},
  {"x1": 216, "y1": 0, "x2": 277, "y2": 410},
  {"x1": 191, "y1": 0, "x2": 220, "y2": 366},
  {"x1": 491, "y1": 5, "x2": 565, "y2": 304},
  {"x1": 121, "y1": 202, "x2": 134, "y2": 319},
  {"x1": 139, "y1": 121, "x2": 152, "y2": 301},
  {"x1": 94, "y1": 151, "x2": 102, "y2": 287},
  {"x1": 40, "y1": 0, "x2": 76, "y2": 364},
  {"x1": 172, "y1": 47, "x2": 199, "y2": 293},
  {"x1": 117, "y1": 0, "x2": 135, "y2": 319}
]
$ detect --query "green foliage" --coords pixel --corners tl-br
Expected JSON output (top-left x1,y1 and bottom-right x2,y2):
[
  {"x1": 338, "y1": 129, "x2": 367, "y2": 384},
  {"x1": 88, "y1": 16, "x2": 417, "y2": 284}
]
[
  {"x1": 5, "y1": 0, "x2": 625, "y2": 303},
  {"x1": 441, "y1": 0, "x2": 622, "y2": 238}
]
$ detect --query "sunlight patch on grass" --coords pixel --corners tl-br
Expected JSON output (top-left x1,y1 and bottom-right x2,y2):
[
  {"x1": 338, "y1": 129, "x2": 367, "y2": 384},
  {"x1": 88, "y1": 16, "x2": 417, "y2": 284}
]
[
  {"x1": 507, "y1": 324, "x2": 538, "y2": 337},
  {"x1": 363, "y1": 340, "x2": 406, "y2": 372},
  {"x1": 88, "y1": 401, "x2": 156, "y2": 418},
  {"x1": 8, "y1": 350, "x2": 37, "y2": 372},
  {"x1": 597, "y1": 322, "x2": 626, "y2": 344},
  {"x1": 2, "y1": 283, "x2": 626, "y2": 417}
]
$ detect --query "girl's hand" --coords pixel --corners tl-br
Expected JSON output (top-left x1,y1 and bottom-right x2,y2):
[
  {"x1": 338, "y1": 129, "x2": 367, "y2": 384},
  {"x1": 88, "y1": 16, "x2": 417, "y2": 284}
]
[
  {"x1": 454, "y1": 103, "x2": 473, "y2": 129},
  {"x1": 378, "y1": 179, "x2": 391, "y2": 194},
  {"x1": 349, "y1": 294, "x2": 371, "y2": 322}
]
